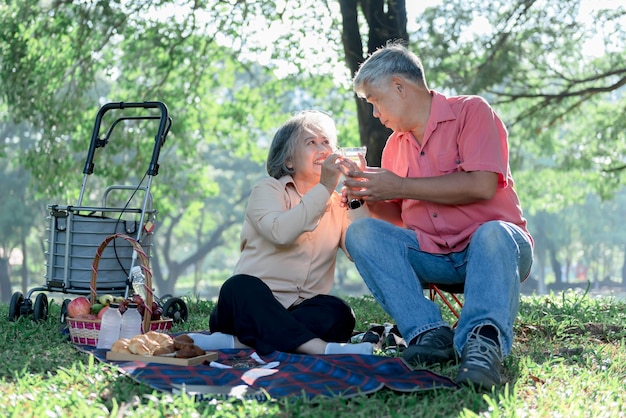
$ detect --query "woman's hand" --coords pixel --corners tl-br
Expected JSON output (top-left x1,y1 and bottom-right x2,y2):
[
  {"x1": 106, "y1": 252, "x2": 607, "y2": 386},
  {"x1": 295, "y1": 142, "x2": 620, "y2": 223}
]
[{"x1": 319, "y1": 153, "x2": 344, "y2": 194}]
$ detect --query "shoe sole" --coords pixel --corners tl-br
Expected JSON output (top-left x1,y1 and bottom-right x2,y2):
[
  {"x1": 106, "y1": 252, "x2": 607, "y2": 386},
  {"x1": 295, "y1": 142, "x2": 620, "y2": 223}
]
[
  {"x1": 456, "y1": 366, "x2": 501, "y2": 390},
  {"x1": 403, "y1": 345, "x2": 458, "y2": 366}
]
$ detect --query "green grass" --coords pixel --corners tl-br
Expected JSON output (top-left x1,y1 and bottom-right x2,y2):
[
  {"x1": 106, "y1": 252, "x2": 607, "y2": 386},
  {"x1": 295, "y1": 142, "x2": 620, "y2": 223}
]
[{"x1": 1, "y1": 290, "x2": 625, "y2": 417}]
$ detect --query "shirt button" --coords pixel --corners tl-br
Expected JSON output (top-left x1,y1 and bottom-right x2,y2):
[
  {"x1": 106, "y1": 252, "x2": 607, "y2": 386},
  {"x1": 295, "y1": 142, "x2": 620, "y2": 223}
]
[
  {"x1": 420, "y1": 151, "x2": 425, "y2": 156},
  {"x1": 432, "y1": 213, "x2": 438, "y2": 218}
]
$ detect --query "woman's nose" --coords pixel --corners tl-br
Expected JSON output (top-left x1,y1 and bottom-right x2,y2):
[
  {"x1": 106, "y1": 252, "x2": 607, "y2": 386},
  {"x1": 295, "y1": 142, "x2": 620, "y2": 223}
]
[{"x1": 317, "y1": 143, "x2": 331, "y2": 152}]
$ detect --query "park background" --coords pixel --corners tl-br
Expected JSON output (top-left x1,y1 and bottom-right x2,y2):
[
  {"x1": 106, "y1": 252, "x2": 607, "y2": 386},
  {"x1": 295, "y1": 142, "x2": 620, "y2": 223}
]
[{"x1": 1, "y1": 0, "x2": 625, "y2": 306}]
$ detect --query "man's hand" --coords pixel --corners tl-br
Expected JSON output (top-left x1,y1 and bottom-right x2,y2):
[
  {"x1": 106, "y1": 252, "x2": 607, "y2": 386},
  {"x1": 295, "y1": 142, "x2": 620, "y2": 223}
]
[
  {"x1": 342, "y1": 167, "x2": 402, "y2": 201},
  {"x1": 343, "y1": 169, "x2": 498, "y2": 205}
]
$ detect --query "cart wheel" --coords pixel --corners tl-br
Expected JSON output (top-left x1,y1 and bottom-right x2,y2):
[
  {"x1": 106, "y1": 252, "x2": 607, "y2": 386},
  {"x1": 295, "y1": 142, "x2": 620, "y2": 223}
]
[
  {"x1": 60, "y1": 299, "x2": 71, "y2": 324},
  {"x1": 8, "y1": 292, "x2": 24, "y2": 322},
  {"x1": 162, "y1": 297, "x2": 188, "y2": 323},
  {"x1": 33, "y1": 293, "x2": 49, "y2": 322}
]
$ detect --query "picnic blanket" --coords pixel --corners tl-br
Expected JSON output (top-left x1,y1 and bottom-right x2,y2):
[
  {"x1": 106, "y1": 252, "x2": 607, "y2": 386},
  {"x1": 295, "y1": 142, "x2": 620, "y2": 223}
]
[{"x1": 77, "y1": 345, "x2": 458, "y2": 400}]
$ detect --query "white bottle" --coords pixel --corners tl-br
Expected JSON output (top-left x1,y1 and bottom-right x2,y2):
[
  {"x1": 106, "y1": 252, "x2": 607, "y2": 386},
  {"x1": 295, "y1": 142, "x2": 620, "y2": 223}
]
[
  {"x1": 130, "y1": 265, "x2": 147, "y2": 301},
  {"x1": 97, "y1": 303, "x2": 122, "y2": 350},
  {"x1": 119, "y1": 303, "x2": 143, "y2": 339}
]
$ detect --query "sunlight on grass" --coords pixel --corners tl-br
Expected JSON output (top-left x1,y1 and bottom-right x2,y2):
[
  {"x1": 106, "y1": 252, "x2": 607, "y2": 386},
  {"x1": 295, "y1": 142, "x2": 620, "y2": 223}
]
[{"x1": 0, "y1": 290, "x2": 624, "y2": 417}]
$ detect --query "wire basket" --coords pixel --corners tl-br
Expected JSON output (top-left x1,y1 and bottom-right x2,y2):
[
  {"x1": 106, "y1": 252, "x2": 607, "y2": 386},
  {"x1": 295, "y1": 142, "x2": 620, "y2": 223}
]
[{"x1": 67, "y1": 233, "x2": 172, "y2": 346}]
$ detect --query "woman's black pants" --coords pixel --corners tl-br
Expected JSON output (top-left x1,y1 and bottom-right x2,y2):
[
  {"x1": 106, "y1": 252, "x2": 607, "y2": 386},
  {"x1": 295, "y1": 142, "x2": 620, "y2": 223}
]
[{"x1": 209, "y1": 274, "x2": 356, "y2": 355}]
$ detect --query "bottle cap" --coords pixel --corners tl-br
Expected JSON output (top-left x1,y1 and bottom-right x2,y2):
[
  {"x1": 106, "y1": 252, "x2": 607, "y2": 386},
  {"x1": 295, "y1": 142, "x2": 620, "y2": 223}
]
[
  {"x1": 127, "y1": 303, "x2": 138, "y2": 308},
  {"x1": 109, "y1": 303, "x2": 119, "y2": 308}
]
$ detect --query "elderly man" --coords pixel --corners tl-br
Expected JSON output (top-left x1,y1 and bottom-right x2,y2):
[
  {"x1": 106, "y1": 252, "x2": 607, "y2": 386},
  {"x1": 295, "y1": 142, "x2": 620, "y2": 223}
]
[{"x1": 343, "y1": 41, "x2": 534, "y2": 390}]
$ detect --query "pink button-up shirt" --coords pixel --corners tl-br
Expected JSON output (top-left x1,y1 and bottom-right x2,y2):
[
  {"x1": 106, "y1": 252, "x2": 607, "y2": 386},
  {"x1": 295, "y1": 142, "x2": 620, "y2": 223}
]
[
  {"x1": 233, "y1": 175, "x2": 364, "y2": 308},
  {"x1": 381, "y1": 90, "x2": 532, "y2": 254}
]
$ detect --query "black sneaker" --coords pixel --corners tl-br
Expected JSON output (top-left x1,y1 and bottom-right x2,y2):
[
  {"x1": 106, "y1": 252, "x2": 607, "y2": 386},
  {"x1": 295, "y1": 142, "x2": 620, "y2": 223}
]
[
  {"x1": 362, "y1": 324, "x2": 385, "y2": 351},
  {"x1": 456, "y1": 328, "x2": 503, "y2": 390},
  {"x1": 402, "y1": 326, "x2": 457, "y2": 366},
  {"x1": 385, "y1": 324, "x2": 407, "y2": 354},
  {"x1": 385, "y1": 325, "x2": 406, "y2": 353}
]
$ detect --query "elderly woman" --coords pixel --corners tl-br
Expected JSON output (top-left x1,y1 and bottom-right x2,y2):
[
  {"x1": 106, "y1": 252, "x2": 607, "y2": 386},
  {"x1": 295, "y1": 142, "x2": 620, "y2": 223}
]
[{"x1": 188, "y1": 110, "x2": 372, "y2": 356}]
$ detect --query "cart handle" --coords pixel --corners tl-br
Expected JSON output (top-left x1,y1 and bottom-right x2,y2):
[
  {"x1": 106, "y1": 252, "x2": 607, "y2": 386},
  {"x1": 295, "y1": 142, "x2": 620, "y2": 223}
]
[{"x1": 82, "y1": 101, "x2": 170, "y2": 177}]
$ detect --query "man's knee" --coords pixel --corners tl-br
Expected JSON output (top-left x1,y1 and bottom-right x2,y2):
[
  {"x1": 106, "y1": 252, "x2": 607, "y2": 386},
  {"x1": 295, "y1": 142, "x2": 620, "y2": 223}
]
[
  {"x1": 346, "y1": 218, "x2": 383, "y2": 252},
  {"x1": 473, "y1": 221, "x2": 513, "y2": 250}
]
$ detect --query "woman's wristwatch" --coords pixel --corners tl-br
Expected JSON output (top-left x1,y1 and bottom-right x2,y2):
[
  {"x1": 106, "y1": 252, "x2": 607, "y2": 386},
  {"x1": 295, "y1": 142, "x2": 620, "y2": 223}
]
[{"x1": 348, "y1": 199, "x2": 365, "y2": 210}]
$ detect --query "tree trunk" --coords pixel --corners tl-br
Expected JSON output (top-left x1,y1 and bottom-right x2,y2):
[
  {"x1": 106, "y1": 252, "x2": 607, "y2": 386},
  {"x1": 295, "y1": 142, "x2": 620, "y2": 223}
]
[
  {"x1": 536, "y1": 248, "x2": 547, "y2": 295},
  {"x1": 622, "y1": 242, "x2": 626, "y2": 287},
  {"x1": 339, "y1": 0, "x2": 407, "y2": 166},
  {"x1": 0, "y1": 258, "x2": 11, "y2": 303},
  {"x1": 548, "y1": 247, "x2": 562, "y2": 283},
  {"x1": 151, "y1": 192, "x2": 247, "y2": 297}
]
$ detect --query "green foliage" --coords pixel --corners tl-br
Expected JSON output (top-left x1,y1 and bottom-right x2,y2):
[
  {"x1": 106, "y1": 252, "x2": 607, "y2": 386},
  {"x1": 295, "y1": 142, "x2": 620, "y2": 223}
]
[
  {"x1": 2, "y1": 0, "x2": 625, "y2": 203},
  {"x1": 1, "y1": 0, "x2": 626, "y2": 300},
  {"x1": 413, "y1": 0, "x2": 626, "y2": 206}
]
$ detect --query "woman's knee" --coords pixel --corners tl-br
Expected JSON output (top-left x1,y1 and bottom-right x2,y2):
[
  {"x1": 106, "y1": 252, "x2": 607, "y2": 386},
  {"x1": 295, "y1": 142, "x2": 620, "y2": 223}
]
[
  {"x1": 219, "y1": 274, "x2": 268, "y2": 298},
  {"x1": 320, "y1": 295, "x2": 354, "y2": 318},
  {"x1": 319, "y1": 296, "x2": 356, "y2": 336},
  {"x1": 295, "y1": 295, "x2": 355, "y2": 340}
]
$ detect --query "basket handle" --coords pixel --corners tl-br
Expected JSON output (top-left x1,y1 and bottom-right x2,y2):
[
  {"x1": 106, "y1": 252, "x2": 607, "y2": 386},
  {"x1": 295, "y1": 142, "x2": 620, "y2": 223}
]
[{"x1": 90, "y1": 233, "x2": 154, "y2": 333}]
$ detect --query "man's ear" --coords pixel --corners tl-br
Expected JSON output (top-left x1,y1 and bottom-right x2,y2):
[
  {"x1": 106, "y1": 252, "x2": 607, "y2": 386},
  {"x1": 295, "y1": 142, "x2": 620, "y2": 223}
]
[{"x1": 391, "y1": 75, "x2": 405, "y2": 96}]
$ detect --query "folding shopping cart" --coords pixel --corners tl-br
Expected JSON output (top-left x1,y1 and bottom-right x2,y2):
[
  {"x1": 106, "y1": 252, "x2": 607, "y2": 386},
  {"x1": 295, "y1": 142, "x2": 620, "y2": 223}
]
[{"x1": 8, "y1": 101, "x2": 188, "y2": 324}]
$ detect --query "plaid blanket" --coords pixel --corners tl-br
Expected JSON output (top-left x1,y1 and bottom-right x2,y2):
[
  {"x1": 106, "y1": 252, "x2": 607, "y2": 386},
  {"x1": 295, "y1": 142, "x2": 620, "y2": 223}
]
[{"x1": 77, "y1": 346, "x2": 458, "y2": 400}]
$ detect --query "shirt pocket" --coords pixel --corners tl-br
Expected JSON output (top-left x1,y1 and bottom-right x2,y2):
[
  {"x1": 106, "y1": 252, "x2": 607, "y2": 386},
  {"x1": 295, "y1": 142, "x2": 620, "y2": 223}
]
[{"x1": 436, "y1": 150, "x2": 461, "y2": 174}]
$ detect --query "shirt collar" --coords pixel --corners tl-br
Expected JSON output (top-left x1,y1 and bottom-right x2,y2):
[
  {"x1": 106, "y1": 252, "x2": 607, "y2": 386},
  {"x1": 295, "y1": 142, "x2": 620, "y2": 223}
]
[
  {"x1": 429, "y1": 90, "x2": 457, "y2": 124},
  {"x1": 418, "y1": 90, "x2": 457, "y2": 145},
  {"x1": 280, "y1": 174, "x2": 305, "y2": 197}
]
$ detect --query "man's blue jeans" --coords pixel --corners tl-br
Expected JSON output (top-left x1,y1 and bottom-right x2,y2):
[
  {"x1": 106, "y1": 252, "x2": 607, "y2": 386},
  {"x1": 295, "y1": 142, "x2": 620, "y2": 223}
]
[{"x1": 345, "y1": 218, "x2": 533, "y2": 357}]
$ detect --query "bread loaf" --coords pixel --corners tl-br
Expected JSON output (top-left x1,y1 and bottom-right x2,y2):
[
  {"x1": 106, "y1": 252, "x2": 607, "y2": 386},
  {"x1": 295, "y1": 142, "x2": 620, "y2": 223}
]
[
  {"x1": 153, "y1": 345, "x2": 176, "y2": 356},
  {"x1": 173, "y1": 334, "x2": 194, "y2": 350},
  {"x1": 175, "y1": 344, "x2": 206, "y2": 358},
  {"x1": 109, "y1": 333, "x2": 205, "y2": 358},
  {"x1": 145, "y1": 331, "x2": 174, "y2": 346},
  {"x1": 128, "y1": 339, "x2": 152, "y2": 355},
  {"x1": 110, "y1": 338, "x2": 131, "y2": 353}
]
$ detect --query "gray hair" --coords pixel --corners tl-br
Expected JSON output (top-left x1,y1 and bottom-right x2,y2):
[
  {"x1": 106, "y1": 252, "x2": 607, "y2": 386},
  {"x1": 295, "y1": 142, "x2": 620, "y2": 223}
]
[
  {"x1": 353, "y1": 40, "x2": 427, "y2": 98},
  {"x1": 266, "y1": 110, "x2": 337, "y2": 179}
]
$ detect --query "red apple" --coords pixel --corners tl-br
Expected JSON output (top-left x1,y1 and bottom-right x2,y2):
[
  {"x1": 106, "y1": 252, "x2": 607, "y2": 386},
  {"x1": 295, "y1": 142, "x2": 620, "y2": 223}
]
[
  {"x1": 67, "y1": 297, "x2": 91, "y2": 318},
  {"x1": 97, "y1": 305, "x2": 109, "y2": 319}
]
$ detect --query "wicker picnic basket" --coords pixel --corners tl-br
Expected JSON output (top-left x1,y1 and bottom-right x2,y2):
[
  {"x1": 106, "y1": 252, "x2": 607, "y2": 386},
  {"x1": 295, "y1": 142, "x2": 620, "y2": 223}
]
[{"x1": 67, "y1": 233, "x2": 173, "y2": 346}]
